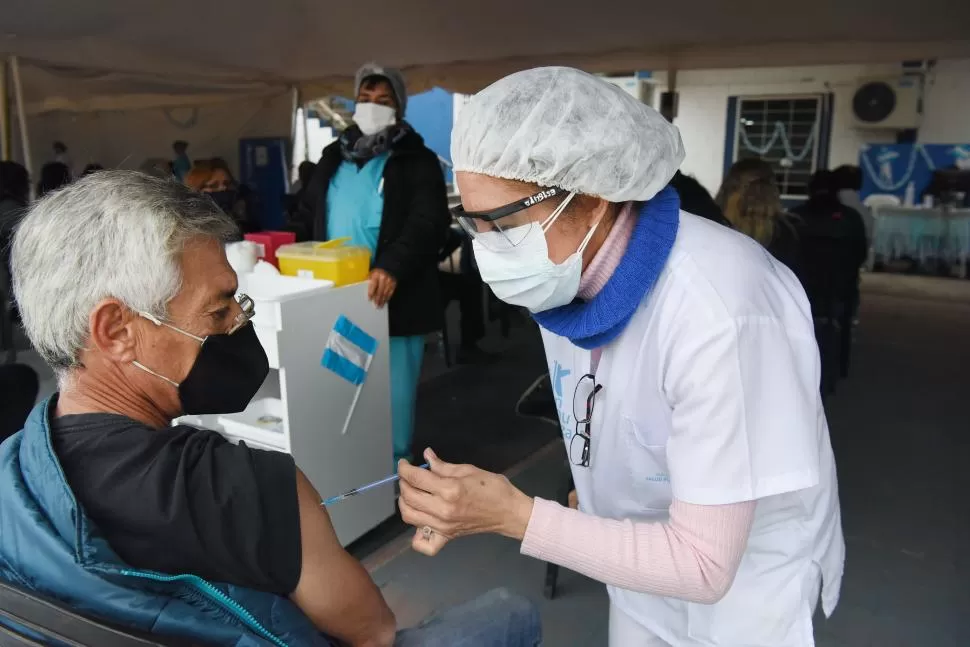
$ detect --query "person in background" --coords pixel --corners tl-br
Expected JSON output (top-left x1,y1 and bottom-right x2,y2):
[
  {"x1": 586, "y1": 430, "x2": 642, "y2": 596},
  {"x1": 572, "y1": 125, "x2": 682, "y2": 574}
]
[
  {"x1": 37, "y1": 161, "x2": 72, "y2": 198},
  {"x1": 791, "y1": 170, "x2": 868, "y2": 313},
  {"x1": 832, "y1": 165, "x2": 873, "y2": 244},
  {"x1": 0, "y1": 161, "x2": 29, "y2": 269},
  {"x1": 0, "y1": 364, "x2": 39, "y2": 443},
  {"x1": 1, "y1": 171, "x2": 540, "y2": 647},
  {"x1": 716, "y1": 158, "x2": 802, "y2": 279},
  {"x1": 82, "y1": 163, "x2": 105, "y2": 176},
  {"x1": 172, "y1": 140, "x2": 191, "y2": 182},
  {"x1": 668, "y1": 170, "x2": 730, "y2": 227},
  {"x1": 297, "y1": 63, "x2": 451, "y2": 465},
  {"x1": 0, "y1": 161, "x2": 29, "y2": 334},
  {"x1": 52, "y1": 141, "x2": 71, "y2": 169},
  {"x1": 184, "y1": 160, "x2": 257, "y2": 235},
  {"x1": 438, "y1": 226, "x2": 491, "y2": 364},
  {"x1": 791, "y1": 170, "x2": 868, "y2": 381},
  {"x1": 292, "y1": 160, "x2": 317, "y2": 195}
]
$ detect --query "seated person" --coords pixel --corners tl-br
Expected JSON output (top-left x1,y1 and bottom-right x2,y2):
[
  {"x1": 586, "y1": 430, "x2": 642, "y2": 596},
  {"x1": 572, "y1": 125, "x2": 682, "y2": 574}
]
[
  {"x1": 0, "y1": 364, "x2": 38, "y2": 442},
  {"x1": 0, "y1": 171, "x2": 541, "y2": 647}
]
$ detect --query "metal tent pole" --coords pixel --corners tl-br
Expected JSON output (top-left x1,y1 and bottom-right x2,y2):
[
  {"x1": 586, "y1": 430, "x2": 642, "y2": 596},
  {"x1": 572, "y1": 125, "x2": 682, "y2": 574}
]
[
  {"x1": 10, "y1": 56, "x2": 33, "y2": 185},
  {"x1": 0, "y1": 58, "x2": 10, "y2": 160}
]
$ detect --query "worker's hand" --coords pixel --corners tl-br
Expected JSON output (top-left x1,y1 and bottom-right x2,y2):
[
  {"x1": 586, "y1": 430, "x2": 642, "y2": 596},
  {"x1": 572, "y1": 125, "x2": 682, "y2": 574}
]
[
  {"x1": 397, "y1": 448, "x2": 535, "y2": 557},
  {"x1": 367, "y1": 269, "x2": 397, "y2": 308},
  {"x1": 568, "y1": 489, "x2": 578, "y2": 510}
]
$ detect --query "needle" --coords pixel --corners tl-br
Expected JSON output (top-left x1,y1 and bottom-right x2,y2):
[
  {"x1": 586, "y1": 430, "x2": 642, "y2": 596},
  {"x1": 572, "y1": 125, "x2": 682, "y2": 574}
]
[{"x1": 321, "y1": 463, "x2": 430, "y2": 506}]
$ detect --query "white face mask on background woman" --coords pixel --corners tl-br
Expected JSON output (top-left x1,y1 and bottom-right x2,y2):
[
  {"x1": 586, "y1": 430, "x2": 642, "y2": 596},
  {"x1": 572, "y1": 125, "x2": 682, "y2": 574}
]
[
  {"x1": 473, "y1": 192, "x2": 602, "y2": 313},
  {"x1": 353, "y1": 103, "x2": 397, "y2": 136}
]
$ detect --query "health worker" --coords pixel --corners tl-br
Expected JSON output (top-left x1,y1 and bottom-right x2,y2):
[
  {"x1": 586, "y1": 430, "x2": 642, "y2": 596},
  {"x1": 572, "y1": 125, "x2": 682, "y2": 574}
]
[{"x1": 397, "y1": 67, "x2": 845, "y2": 647}]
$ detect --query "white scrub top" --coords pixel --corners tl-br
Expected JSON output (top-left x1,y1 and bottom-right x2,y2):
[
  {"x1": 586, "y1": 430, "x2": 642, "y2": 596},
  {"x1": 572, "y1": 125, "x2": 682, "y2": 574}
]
[{"x1": 541, "y1": 212, "x2": 845, "y2": 647}]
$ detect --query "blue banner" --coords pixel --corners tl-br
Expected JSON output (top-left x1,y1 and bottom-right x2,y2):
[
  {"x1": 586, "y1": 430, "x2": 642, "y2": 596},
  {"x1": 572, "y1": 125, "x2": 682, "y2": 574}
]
[{"x1": 859, "y1": 143, "x2": 970, "y2": 200}]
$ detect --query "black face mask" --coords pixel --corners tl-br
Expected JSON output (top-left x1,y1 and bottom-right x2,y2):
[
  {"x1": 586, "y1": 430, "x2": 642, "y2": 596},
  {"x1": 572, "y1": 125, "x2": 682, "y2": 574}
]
[
  {"x1": 134, "y1": 321, "x2": 269, "y2": 415},
  {"x1": 178, "y1": 323, "x2": 269, "y2": 414},
  {"x1": 207, "y1": 190, "x2": 238, "y2": 214}
]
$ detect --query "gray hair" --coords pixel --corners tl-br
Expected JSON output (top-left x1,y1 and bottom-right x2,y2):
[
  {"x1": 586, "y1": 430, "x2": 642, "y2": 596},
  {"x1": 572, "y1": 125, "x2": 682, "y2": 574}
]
[{"x1": 11, "y1": 171, "x2": 238, "y2": 376}]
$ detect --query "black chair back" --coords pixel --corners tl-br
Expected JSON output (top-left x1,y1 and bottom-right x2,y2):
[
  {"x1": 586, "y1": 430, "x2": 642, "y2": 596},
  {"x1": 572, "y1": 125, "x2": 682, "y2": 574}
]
[{"x1": 0, "y1": 580, "x2": 186, "y2": 646}]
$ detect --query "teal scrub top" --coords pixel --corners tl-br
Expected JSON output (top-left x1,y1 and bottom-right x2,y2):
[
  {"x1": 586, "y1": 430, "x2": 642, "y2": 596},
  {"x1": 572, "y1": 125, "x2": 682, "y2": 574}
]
[{"x1": 326, "y1": 154, "x2": 390, "y2": 255}]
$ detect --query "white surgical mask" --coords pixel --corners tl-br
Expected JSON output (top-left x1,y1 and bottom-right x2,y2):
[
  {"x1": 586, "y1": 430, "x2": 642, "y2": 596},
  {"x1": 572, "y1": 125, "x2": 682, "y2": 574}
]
[
  {"x1": 473, "y1": 193, "x2": 601, "y2": 313},
  {"x1": 353, "y1": 103, "x2": 397, "y2": 136}
]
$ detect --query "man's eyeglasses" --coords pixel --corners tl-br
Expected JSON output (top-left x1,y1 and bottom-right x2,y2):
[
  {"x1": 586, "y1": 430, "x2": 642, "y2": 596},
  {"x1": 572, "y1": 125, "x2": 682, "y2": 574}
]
[
  {"x1": 227, "y1": 294, "x2": 256, "y2": 335},
  {"x1": 569, "y1": 374, "x2": 602, "y2": 468}
]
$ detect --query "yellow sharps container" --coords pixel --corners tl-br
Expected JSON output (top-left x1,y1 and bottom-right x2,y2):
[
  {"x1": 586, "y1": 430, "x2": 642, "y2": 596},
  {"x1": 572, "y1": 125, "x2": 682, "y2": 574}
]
[{"x1": 276, "y1": 239, "x2": 371, "y2": 286}]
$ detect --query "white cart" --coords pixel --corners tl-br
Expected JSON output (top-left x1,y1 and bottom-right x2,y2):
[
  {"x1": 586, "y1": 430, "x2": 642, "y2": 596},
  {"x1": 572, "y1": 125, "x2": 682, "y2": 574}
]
[{"x1": 180, "y1": 273, "x2": 394, "y2": 546}]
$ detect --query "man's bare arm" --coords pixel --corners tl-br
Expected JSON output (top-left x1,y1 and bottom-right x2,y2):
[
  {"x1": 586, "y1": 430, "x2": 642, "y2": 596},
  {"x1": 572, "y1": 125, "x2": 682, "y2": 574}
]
[{"x1": 289, "y1": 469, "x2": 396, "y2": 647}]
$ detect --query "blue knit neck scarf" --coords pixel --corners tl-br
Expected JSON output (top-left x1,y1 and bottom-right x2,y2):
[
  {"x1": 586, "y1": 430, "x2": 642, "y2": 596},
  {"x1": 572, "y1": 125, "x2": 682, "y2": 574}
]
[{"x1": 532, "y1": 186, "x2": 680, "y2": 349}]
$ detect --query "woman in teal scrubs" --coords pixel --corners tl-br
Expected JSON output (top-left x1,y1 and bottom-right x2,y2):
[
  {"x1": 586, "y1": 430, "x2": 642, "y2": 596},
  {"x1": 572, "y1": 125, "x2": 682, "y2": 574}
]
[{"x1": 297, "y1": 63, "x2": 451, "y2": 465}]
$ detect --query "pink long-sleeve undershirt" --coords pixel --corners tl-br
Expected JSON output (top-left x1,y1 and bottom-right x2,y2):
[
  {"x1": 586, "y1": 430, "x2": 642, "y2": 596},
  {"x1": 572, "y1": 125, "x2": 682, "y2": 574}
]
[{"x1": 521, "y1": 497, "x2": 756, "y2": 603}]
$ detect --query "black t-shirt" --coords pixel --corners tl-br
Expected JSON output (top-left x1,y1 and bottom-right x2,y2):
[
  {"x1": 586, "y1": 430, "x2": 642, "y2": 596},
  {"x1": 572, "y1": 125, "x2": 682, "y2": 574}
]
[{"x1": 51, "y1": 413, "x2": 302, "y2": 596}]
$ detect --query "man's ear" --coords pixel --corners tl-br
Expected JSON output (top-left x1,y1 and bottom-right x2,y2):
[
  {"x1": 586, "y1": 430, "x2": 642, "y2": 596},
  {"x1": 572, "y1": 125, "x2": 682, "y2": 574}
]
[{"x1": 88, "y1": 299, "x2": 139, "y2": 364}]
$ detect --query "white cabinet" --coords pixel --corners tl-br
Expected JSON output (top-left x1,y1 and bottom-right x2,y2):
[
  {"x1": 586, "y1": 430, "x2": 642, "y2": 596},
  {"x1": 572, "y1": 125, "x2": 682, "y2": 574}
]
[{"x1": 180, "y1": 274, "x2": 394, "y2": 546}]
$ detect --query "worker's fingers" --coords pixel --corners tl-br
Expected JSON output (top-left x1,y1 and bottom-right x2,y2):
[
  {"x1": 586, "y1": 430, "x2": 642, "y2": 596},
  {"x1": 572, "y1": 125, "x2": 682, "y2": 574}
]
[
  {"x1": 423, "y1": 447, "x2": 473, "y2": 479},
  {"x1": 410, "y1": 527, "x2": 450, "y2": 556},
  {"x1": 398, "y1": 494, "x2": 454, "y2": 535},
  {"x1": 367, "y1": 273, "x2": 380, "y2": 302},
  {"x1": 398, "y1": 458, "x2": 455, "y2": 497},
  {"x1": 399, "y1": 478, "x2": 455, "y2": 520}
]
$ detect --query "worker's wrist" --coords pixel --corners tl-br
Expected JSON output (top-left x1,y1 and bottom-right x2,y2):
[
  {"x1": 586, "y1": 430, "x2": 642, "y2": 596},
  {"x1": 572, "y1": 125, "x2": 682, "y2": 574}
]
[{"x1": 500, "y1": 490, "x2": 534, "y2": 542}]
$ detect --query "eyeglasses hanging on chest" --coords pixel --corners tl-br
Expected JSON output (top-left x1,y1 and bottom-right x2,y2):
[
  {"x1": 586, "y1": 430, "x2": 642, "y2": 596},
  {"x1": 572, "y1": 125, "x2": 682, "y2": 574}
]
[{"x1": 569, "y1": 374, "x2": 603, "y2": 468}]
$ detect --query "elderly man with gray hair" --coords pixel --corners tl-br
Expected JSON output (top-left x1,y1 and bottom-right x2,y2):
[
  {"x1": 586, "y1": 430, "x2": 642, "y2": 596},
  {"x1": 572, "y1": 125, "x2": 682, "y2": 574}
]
[{"x1": 0, "y1": 171, "x2": 540, "y2": 646}]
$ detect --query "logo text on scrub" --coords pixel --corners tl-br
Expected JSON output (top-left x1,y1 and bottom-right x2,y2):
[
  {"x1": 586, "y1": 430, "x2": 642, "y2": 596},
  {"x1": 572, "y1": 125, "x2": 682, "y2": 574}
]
[{"x1": 552, "y1": 361, "x2": 573, "y2": 440}]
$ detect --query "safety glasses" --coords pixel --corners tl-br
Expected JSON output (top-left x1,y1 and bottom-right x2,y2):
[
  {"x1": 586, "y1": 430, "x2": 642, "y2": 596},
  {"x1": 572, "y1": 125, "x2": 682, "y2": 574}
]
[{"x1": 452, "y1": 187, "x2": 573, "y2": 250}]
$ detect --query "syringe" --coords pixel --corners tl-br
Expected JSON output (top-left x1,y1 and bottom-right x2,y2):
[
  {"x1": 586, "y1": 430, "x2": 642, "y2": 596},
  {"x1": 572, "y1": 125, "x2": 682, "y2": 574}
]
[{"x1": 321, "y1": 463, "x2": 430, "y2": 506}]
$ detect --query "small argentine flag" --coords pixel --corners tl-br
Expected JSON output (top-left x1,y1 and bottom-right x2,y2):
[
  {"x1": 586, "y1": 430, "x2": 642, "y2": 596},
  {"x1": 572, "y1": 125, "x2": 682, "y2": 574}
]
[{"x1": 322, "y1": 315, "x2": 379, "y2": 434}]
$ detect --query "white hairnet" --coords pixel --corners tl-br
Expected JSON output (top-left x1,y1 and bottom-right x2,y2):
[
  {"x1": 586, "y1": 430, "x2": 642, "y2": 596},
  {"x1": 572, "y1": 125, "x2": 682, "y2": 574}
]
[{"x1": 452, "y1": 67, "x2": 685, "y2": 203}]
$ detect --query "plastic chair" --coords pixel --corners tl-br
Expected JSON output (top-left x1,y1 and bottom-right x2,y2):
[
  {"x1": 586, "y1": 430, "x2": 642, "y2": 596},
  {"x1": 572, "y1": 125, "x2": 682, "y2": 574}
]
[{"x1": 863, "y1": 194, "x2": 902, "y2": 209}]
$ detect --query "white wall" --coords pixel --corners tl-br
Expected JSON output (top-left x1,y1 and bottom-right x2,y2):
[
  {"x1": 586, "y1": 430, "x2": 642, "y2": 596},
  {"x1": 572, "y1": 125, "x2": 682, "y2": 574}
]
[
  {"x1": 920, "y1": 59, "x2": 970, "y2": 143},
  {"x1": 12, "y1": 93, "x2": 293, "y2": 179},
  {"x1": 656, "y1": 59, "x2": 970, "y2": 194}
]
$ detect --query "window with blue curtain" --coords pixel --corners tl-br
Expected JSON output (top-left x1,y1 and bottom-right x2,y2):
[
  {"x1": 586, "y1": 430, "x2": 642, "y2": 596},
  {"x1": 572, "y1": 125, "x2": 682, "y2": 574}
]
[{"x1": 723, "y1": 94, "x2": 834, "y2": 201}]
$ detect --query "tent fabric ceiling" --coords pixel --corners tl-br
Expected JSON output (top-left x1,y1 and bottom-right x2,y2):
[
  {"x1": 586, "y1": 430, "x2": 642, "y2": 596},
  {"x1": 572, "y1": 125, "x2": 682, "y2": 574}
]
[{"x1": 4, "y1": 0, "x2": 970, "y2": 112}]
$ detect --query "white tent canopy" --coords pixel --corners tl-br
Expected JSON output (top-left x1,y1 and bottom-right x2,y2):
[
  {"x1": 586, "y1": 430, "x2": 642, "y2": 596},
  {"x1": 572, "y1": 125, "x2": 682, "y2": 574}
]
[
  {"x1": 6, "y1": 0, "x2": 970, "y2": 111},
  {"x1": 3, "y1": 0, "x2": 970, "y2": 171}
]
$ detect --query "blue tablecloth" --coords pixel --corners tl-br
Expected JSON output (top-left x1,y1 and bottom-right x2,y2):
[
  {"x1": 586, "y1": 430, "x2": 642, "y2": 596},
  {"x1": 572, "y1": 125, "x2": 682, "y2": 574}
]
[{"x1": 872, "y1": 206, "x2": 970, "y2": 266}]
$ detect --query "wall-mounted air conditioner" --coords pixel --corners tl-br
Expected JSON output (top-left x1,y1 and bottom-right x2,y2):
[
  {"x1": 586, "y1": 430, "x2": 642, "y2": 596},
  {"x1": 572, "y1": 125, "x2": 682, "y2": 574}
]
[{"x1": 852, "y1": 77, "x2": 922, "y2": 130}]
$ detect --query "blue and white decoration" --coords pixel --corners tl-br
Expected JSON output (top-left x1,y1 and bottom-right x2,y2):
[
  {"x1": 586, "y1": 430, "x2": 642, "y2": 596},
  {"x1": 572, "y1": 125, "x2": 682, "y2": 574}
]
[
  {"x1": 860, "y1": 143, "x2": 970, "y2": 200},
  {"x1": 322, "y1": 315, "x2": 378, "y2": 385},
  {"x1": 322, "y1": 315, "x2": 379, "y2": 435}
]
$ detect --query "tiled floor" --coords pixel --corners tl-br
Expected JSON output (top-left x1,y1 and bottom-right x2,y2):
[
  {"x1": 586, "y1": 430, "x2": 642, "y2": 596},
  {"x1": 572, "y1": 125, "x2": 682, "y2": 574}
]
[{"x1": 371, "y1": 279, "x2": 970, "y2": 647}]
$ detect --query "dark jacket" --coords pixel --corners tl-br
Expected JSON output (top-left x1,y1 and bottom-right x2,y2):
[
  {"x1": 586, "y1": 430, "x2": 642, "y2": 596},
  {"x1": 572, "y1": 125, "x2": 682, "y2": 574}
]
[
  {"x1": 790, "y1": 196, "x2": 868, "y2": 315},
  {"x1": 669, "y1": 171, "x2": 731, "y2": 228},
  {"x1": 296, "y1": 128, "x2": 451, "y2": 337},
  {"x1": 0, "y1": 398, "x2": 332, "y2": 647},
  {"x1": 765, "y1": 214, "x2": 804, "y2": 282}
]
